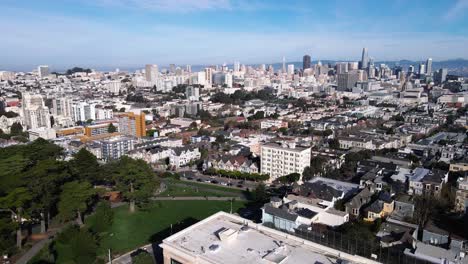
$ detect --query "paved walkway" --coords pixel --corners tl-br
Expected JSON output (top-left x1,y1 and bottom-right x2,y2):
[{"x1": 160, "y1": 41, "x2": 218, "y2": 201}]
[
  {"x1": 151, "y1": 196, "x2": 247, "y2": 201},
  {"x1": 15, "y1": 226, "x2": 63, "y2": 264}
]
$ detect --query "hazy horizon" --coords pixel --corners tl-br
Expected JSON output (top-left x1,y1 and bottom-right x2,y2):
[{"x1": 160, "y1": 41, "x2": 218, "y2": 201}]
[{"x1": 1, "y1": 0, "x2": 468, "y2": 70}]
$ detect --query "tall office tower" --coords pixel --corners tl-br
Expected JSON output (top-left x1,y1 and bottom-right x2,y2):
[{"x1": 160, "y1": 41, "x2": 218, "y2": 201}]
[
  {"x1": 282, "y1": 56, "x2": 286, "y2": 73},
  {"x1": 234, "y1": 61, "x2": 240, "y2": 72},
  {"x1": 303, "y1": 55, "x2": 311, "y2": 69},
  {"x1": 169, "y1": 64, "x2": 176, "y2": 74},
  {"x1": 287, "y1": 64, "x2": 295, "y2": 76},
  {"x1": 37, "y1": 65, "x2": 49, "y2": 78},
  {"x1": 435, "y1": 68, "x2": 448, "y2": 84},
  {"x1": 368, "y1": 65, "x2": 376, "y2": 79},
  {"x1": 418, "y1": 63, "x2": 426, "y2": 75},
  {"x1": 336, "y1": 62, "x2": 348, "y2": 74},
  {"x1": 337, "y1": 71, "x2": 359, "y2": 91},
  {"x1": 260, "y1": 64, "x2": 266, "y2": 72},
  {"x1": 116, "y1": 112, "x2": 146, "y2": 138},
  {"x1": 221, "y1": 63, "x2": 228, "y2": 72},
  {"x1": 204, "y1": 68, "x2": 213, "y2": 85},
  {"x1": 145, "y1": 64, "x2": 159, "y2": 82},
  {"x1": 393, "y1": 66, "x2": 403, "y2": 77},
  {"x1": 225, "y1": 73, "x2": 233, "y2": 88},
  {"x1": 186, "y1": 65, "x2": 192, "y2": 73},
  {"x1": 408, "y1": 65, "x2": 415, "y2": 74},
  {"x1": 360, "y1": 48, "x2": 369, "y2": 69},
  {"x1": 426, "y1": 58, "x2": 433, "y2": 75},
  {"x1": 268, "y1": 65, "x2": 274, "y2": 73},
  {"x1": 22, "y1": 93, "x2": 51, "y2": 129}
]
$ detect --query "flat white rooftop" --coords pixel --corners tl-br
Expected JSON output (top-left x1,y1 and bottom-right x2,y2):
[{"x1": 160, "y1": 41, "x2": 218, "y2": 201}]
[{"x1": 160, "y1": 212, "x2": 378, "y2": 264}]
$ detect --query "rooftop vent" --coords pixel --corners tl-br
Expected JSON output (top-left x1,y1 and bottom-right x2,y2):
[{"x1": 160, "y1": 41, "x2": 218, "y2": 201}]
[
  {"x1": 216, "y1": 227, "x2": 238, "y2": 242},
  {"x1": 209, "y1": 244, "x2": 220, "y2": 252}
]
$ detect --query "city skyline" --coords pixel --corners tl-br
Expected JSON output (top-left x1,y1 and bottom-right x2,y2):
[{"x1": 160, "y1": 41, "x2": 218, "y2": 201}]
[{"x1": 1, "y1": 0, "x2": 468, "y2": 70}]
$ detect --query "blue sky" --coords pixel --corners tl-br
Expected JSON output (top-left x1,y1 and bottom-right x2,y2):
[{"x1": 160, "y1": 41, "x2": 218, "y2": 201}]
[{"x1": 1, "y1": 0, "x2": 468, "y2": 71}]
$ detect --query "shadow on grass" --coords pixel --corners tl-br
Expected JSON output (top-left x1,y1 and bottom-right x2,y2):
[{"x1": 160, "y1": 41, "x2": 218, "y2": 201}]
[{"x1": 148, "y1": 217, "x2": 199, "y2": 264}]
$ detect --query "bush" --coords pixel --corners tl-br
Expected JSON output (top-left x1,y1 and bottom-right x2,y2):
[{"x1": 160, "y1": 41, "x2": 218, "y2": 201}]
[{"x1": 132, "y1": 251, "x2": 155, "y2": 264}]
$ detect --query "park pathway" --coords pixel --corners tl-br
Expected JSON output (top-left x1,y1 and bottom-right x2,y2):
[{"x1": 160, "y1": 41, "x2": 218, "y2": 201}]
[
  {"x1": 15, "y1": 226, "x2": 64, "y2": 264},
  {"x1": 151, "y1": 196, "x2": 247, "y2": 201}
]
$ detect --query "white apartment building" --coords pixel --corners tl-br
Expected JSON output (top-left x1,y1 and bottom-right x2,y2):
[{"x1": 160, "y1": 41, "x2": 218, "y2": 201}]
[
  {"x1": 52, "y1": 96, "x2": 73, "y2": 117},
  {"x1": 104, "y1": 80, "x2": 121, "y2": 95},
  {"x1": 71, "y1": 102, "x2": 96, "y2": 122},
  {"x1": 0, "y1": 71, "x2": 15, "y2": 81},
  {"x1": 22, "y1": 93, "x2": 51, "y2": 129},
  {"x1": 260, "y1": 142, "x2": 311, "y2": 182},
  {"x1": 95, "y1": 108, "x2": 113, "y2": 120}
]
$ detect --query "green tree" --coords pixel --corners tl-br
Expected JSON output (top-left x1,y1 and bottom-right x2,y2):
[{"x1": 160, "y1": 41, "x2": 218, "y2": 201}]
[
  {"x1": 69, "y1": 148, "x2": 101, "y2": 183},
  {"x1": 248, "y1": 111, "x2": 265, "y2": 121},
  {"x1": 25, "y1": 160, "x2": 70, "y2": 233},
  {"x1": 413, "y1": 194, "x2": 437, "y2": 229},
  {"x1": 277, "y1": 173, "x2": 301, "y2": 184},
  {"x1": 251, "y1": 184, "x2": 269, "y2": 204},
  {"x1": 111, "y1": 157, "x2": 158, "y2": 212},
  {"x1": 0, "y1": 187, "x2": 32, "y2": 249},
  {"x1": 55, "y1": 225, "x2": 98, "y2": 264},
  {"x1": 107, "y1": 123, "x2": 117, "y2": 133},
  {"x1": 90, "y1": 201, "x2": 114, "y2": 234},
  {"x1": 0, "y1": 217, "x2": 16, "y2": 254},
  {"x1": 58, "y1": 181, "x2": 96, "y2": 226},
  {"x1": 9, "y1": 122, "x2": 23, "y2": 136},
  {"x1": 328, "y1": 138, "x2": 340, "y2": 149},
  {"x1": 215, "y1": 134, "x2": 227, "y2": 144}
]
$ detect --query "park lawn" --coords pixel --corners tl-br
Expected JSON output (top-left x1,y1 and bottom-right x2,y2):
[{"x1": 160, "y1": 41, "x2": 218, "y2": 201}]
[
  {"x1": 86, "y1": 200, "x2": 246, "y2": 256},
  {"x1": 158, "y1": 180, "x2": 245, "y2": 197},
  {"x1": 165, "y1": 178, "x2": 246, "y2": 194}
]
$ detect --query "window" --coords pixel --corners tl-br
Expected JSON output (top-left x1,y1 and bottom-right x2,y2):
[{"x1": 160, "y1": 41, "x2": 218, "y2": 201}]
[{"x1": 171, "y1": 259, "x2": 183, "y2": 264}]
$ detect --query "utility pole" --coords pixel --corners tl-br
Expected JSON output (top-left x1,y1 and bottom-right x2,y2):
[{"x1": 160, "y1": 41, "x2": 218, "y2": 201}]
[{"x1": 108, "y1": 249, "x2": 112, "y2": 264}]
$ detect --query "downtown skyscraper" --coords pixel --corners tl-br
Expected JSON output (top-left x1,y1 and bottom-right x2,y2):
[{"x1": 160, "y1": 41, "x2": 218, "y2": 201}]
[
  {"x1": 303, "y1": 55, "x2": 311, "y2": 70},
  {"x1": 361, "y1": 48, "x2": 369, "y2": 69}
]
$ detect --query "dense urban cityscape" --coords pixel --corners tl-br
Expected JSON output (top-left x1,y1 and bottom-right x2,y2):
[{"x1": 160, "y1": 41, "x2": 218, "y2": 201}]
[
  {"x1": 2, "y1": 0, "x2": 468, "y2": 264},
  {"x1": 0, "y1": 47, "x2": 467, "y2": 264}
]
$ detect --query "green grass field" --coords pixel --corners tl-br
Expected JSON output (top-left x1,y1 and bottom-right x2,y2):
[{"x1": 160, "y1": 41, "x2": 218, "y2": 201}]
[
  {"x1": 86, "y1": 200, "x2": 247, "y2": 256},
  {"x1": 158, "y1": 178, "x2": 246, "y2": 197}
]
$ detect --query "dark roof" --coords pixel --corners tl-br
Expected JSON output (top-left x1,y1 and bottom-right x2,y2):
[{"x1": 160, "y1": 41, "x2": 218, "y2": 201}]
[
  {"x1": 364, "y1": 200, "x2": 384, "y2": 214},
  {"x1": 300, "y1": 182, "x2": 343, "y2": 201},
  {"x1": 296, "y1": 208, "x2": 317, "y2": 219},
  {"x1": 422, "y1": 169, "x2": 446, "y2": 184},
  {"x1": 263, "y1": 204, "x2": 298, "y2": 222},
  {"x1": 358, "y1": 160, "x2": 398, "y2": 172},
  {"x1": 378, "y1": 191, "x2": 393, "y2": 203}
]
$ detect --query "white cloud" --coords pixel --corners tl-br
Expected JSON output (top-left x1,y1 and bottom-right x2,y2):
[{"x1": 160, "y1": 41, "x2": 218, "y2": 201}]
[
  {"x1": 92, "y1": 0, "x2": 232, "y2": 12},
  {"x1": 444, "y1": 0, "x2": 468, "y2": 20}
]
